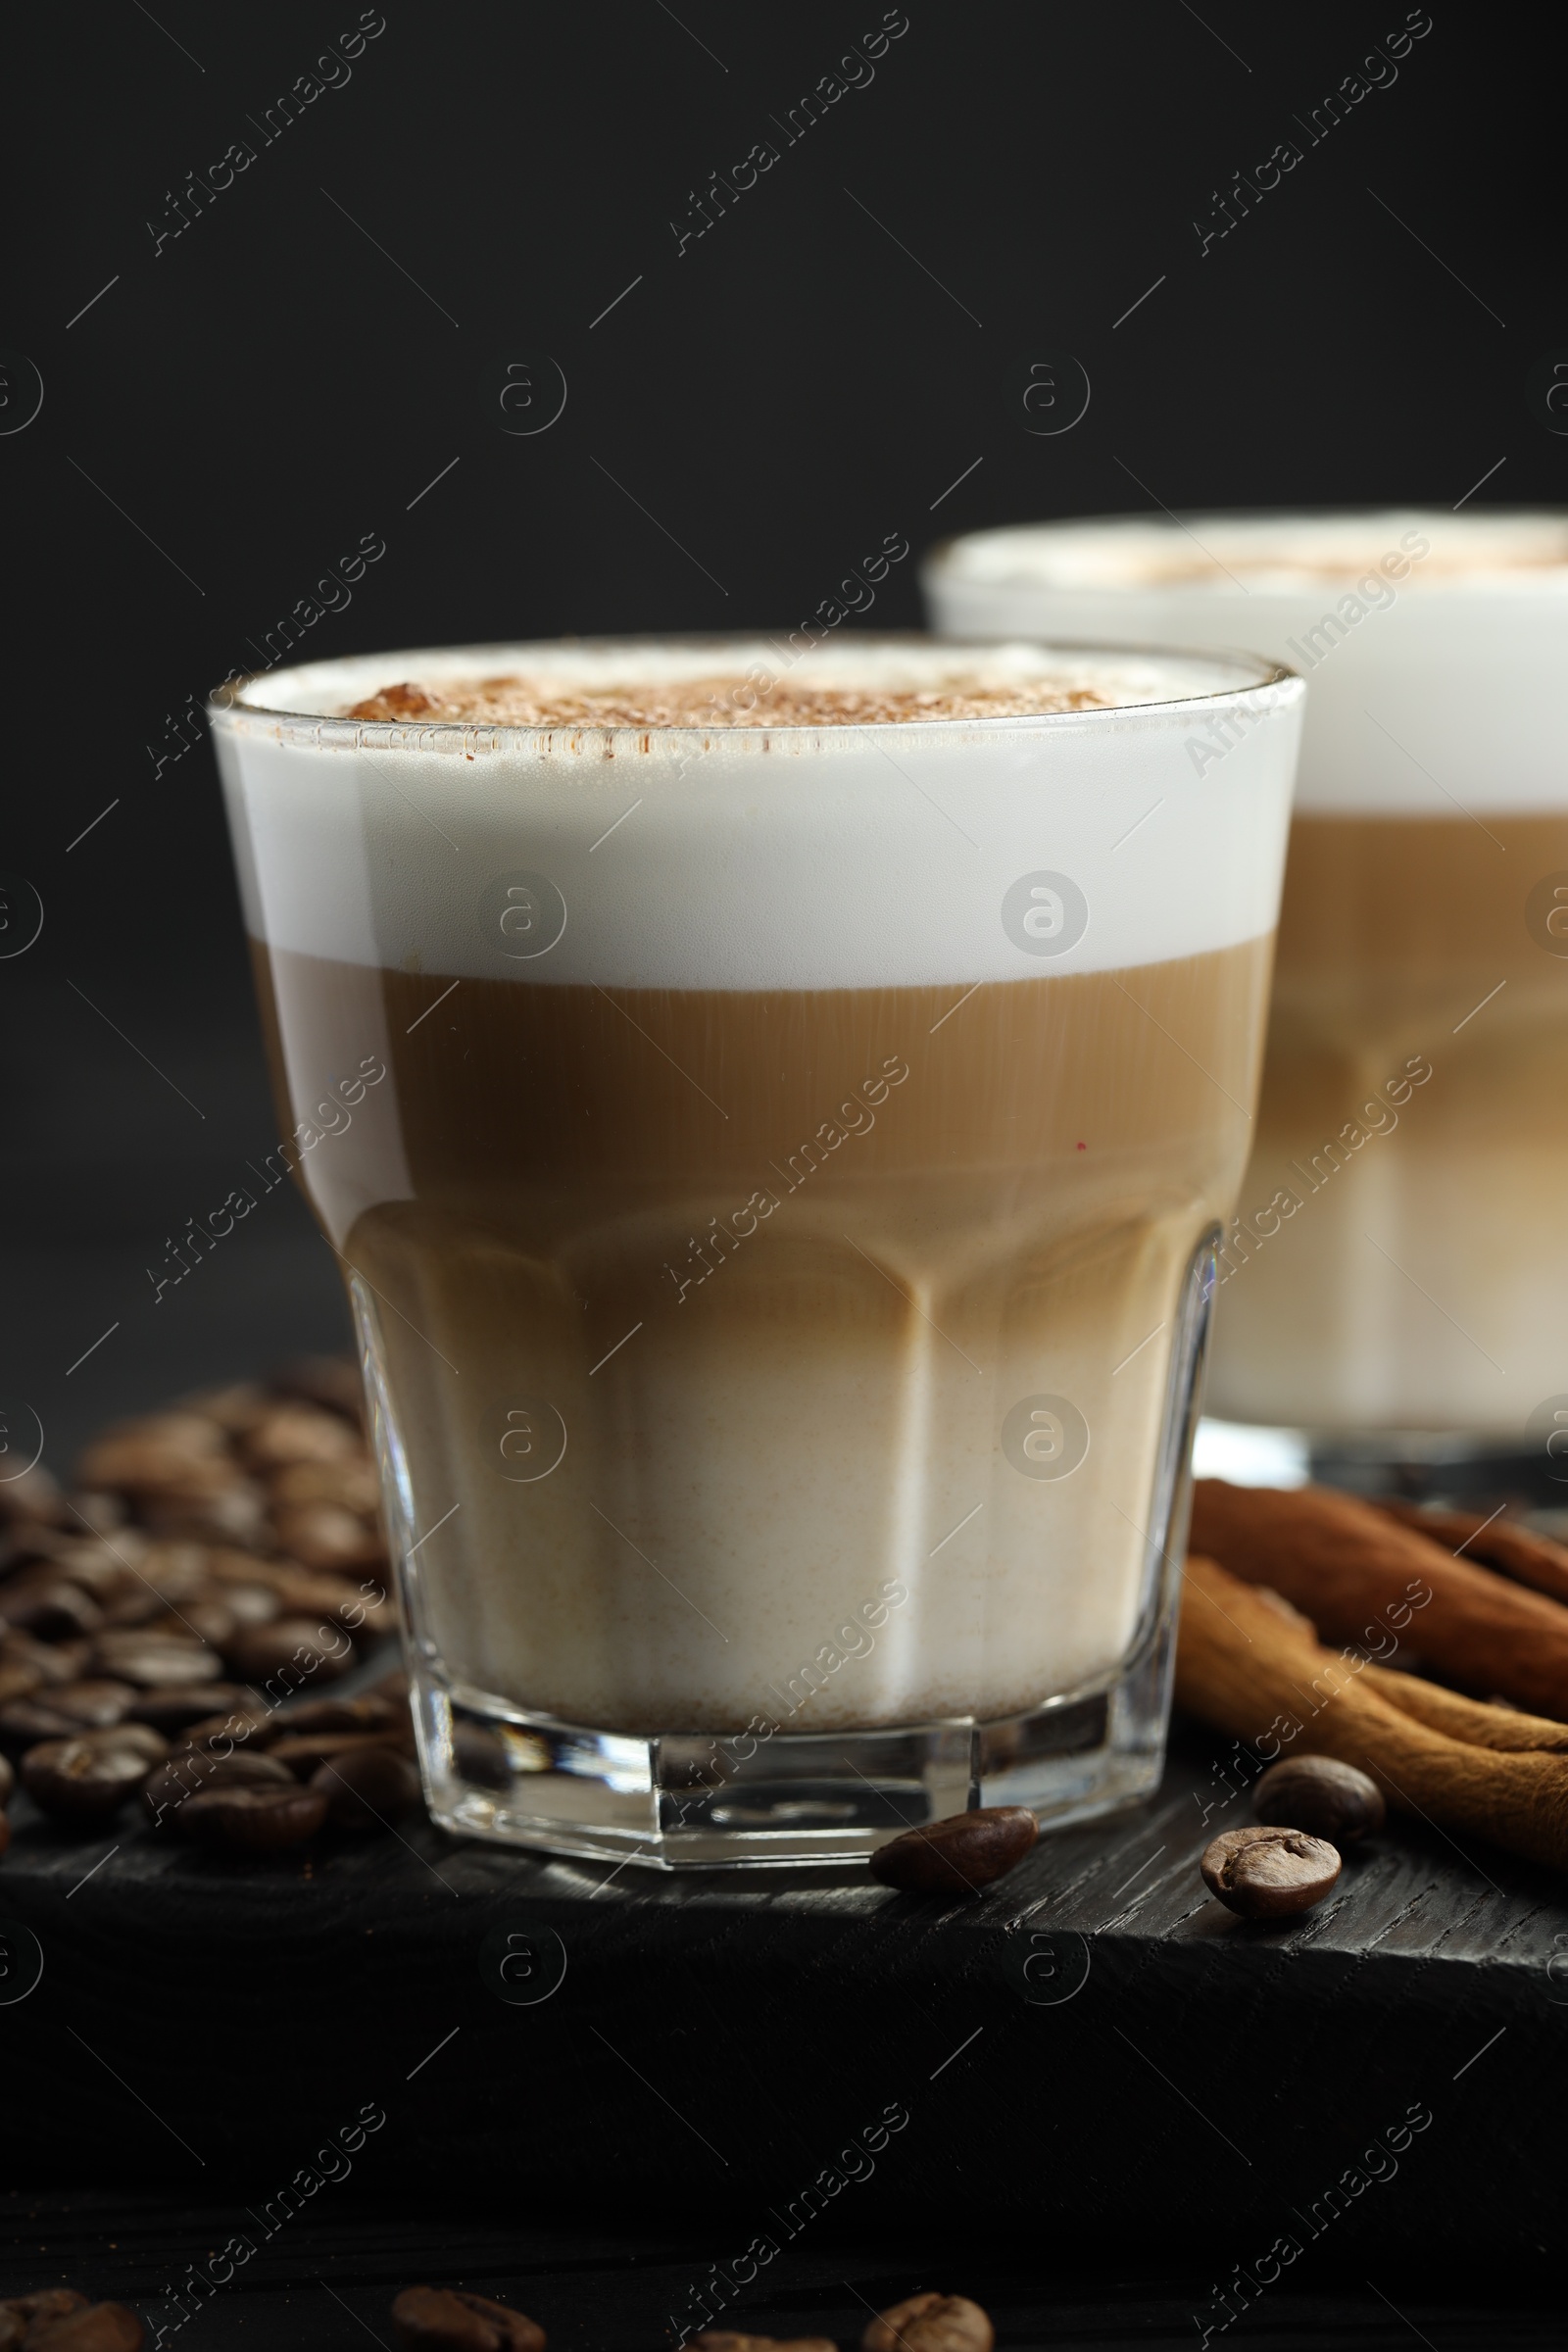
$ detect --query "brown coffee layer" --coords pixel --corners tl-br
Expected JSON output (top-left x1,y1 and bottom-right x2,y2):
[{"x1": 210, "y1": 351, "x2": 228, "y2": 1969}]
[
  {"x1": 1208, "y1": 810, "x2": 1568, "y2": 1429},
  {"x1": 254, "y1": 944, "x2": 1270, "y2": 1210},
  {"x1": 252, "y1": 938, "x2": 1270, "y2": 1729},
  {"x1": 1275, "y1": 811, "x2": 1568, "y2": 1009}
]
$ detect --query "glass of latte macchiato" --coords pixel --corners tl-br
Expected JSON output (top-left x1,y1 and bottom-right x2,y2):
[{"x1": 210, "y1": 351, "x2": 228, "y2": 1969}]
[
  {"x1": 211, "y1": 635, "x2": 1300, "y2": 1866},
  {"x1": 927, "y1": 514, "x2": 1568, "y2": 1476}
]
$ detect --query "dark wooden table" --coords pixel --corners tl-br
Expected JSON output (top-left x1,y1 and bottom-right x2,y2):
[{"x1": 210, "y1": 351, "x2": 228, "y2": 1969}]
[
  {"x1": 0, "y1": 2185, "x2": 1559, "y2": 2350},
  {"x1": 4, "y1": 1716, "x2": 1563, "y2": 2350}
]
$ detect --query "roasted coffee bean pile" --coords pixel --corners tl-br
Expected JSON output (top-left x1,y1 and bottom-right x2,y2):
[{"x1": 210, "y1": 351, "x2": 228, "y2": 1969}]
[
  {"x1": 0, "y1": 1360, "x2": 420, "y2": 1859},
  {"x1": 3, "y1": 2284, "x2": 992, "y2": 2350}
]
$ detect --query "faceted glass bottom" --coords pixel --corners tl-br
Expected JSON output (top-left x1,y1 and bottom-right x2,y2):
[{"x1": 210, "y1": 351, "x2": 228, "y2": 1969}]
[
  {"x1": 380, "y1": 1233, "x2": 1214, "y2": 1869},
  {"x1": 412, "y1": 1622, "x2": 1177, "y2": 1869}
]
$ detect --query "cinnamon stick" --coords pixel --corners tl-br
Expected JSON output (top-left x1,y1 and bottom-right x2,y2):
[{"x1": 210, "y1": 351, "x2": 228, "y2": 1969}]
[
  {"x1": 1189, "y1": 1478, "x2": 1568, "y2": 1720},
  {"x1": 1358, "y1": 1665, "x2": 1568, "y2": 1753},
  {"x1": 1176, "y1": 1555, "x2": 1568, "y2": 1872},
  {"x1": 1373, "y1": 1499, "x2": 1568, "y2": 1608}
]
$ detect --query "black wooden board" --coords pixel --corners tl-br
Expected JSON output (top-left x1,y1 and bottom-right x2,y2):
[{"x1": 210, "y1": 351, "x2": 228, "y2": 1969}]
[
  {"x1": 0, "y1": 2186, "x2": 1560, "y2": 2351},
  {"x1": 3, "y1": 1718, "x2": 1562, "y2": 2277}
]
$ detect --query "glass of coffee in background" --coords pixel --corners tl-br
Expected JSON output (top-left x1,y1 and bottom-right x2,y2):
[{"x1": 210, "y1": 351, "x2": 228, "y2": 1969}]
[
  {"x1": 211, "y1": 635, "x2": 1300, "y2": 1866},
  {"x1": 927, "y1": 514, "x2": 1568, "y2": 1492}
]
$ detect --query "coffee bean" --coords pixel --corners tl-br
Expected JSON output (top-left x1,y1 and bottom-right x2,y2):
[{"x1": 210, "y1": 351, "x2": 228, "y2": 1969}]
[
  {"x1": 0, "y1": 1461, "x2": 68, "y2": 1526},
  {"x1": 223, "y1": 1618, "x2": 353, "y2": 1684},
  {"x1": 76, "y1": 1415, "x2": 229, "y2": 1493},
  {"x1": 182, "y1": 1381, "x2": 270, "y2": 1435},
  {"x1": 23, "y1": 1732, "x2": 169, "y2": 1823},
  {"x1": 37, "y1": 1539, "x2": 145, "y2": 1600},
  {"x1": 313, "y1": 1742, "x2": 421, "y2": 1833},
  {"x1": 0, "y1": 1681, "x2": 135, "y2": 1748},
  {"x1": 137, "y1": 1456, "x2": 251, "y2": 1503},
  {"x1": 272, "y1": 1726, "x2": 412, "y2": 1779},
  {"x1": 272, "y1": 1353, "x2": 366, "y2": 1424},
  {"x1": 0, "y1": 1531, "x2": 56, "y2": 1578},
  {"x1": 10, "y1": 1520, "x2": 104, "y2": 1561},
  {"x1": 1200, "y1": 1825, "x2": 1342, "y2": 1918},
  {"x1": 271, "y1": 1455, "x2": 381, "y2": 1514},
  {"x1": 139, "y1": 1482, "x2": 267, "y2": 1547},
  {"x1": 0, "y1": 1810, "x2": 9, "y2": 1856},
  {"x1": 1, "y1": 1632, "x2": 92, "y2": 1687},
  {"x1": 0, "y1": 1531, "x2": 70, "y2": 1570},
  {"x1": 86, "y1": 1722, "x2": 169, "y2": 1764},
  {"x1": 93, "y1": 1589, "x2": 164, "y2": 1632},
  {"x1": 274, "y1": 1501, "x2": 385, "y2": 1574},
  {"x1": 127, "y1": 1682, "x2": 266, "y2": 1737},
  {"x1": 389, "y1": 2285, "x2": 545, "y2": 2351},
  {"x1": 1, "y1": 1699, "x2": 78, "y2": 1753},
  {"x1": 1, "y1": 2291, "x2": 89, "y2": 2343},
  {"x1": 201, "y1": 1552, "x2": 288, "y2": 1592},
  {"x1": 69, "y1": 1491, "x2": 129, "y2": 1535},
  {"x1": 0, "y1": 1750, "x2": 14, "y2": 1806},
  {"x1": 692, "y1": 2336, "x2": 836, "y2": 2351},
  {"x1": 146, "y1": 1747, "x2": 294, "y2": 1826},
  {"x1": 0, "y1": 1572, "x2": 103, "y2": 1641},
  {"x1": 264, "y1": 1570, "x2": 381, "y2": 1634},
  {"x1": 25, "y1": 2299, "x2": 146, "y2": 2349},
  {"x1": 179, "y1": 1782, "x2": 328, "y2": 1851},
  {"x1": 215, "y1": 1581, "x2": 282, "y2": 1631},
  {"x1": 1253, "y1": 1755, "x2": 1386, "y2": 1846},
  {"x1": 131, "y1": 1543, "x2": 213, "y2": 1606},
  {"x1": 869, "y1": 1808, "x2": 1038, "y2": 1895},
  {"x1": 47, "y1": 1679, "x2": 136, "y2": 1726},
  {"x1": 91, "y1": 1631, "x2": 220, "y2": 1690},
  {"x1": 148, "y1": 1594, "x2": 237, "y2": 1648},
  {"x1": 178, "y1": 1704, "x2": 279, "y2": 1754},
  {"x1": 242, "y1": 1404, "x2": 360, "y2": 1472},
  {"x1": 276, "y1": 1692, "x2": 407, "y2": 1738},
  {"x1": 0, "y1": 1661, "x2": 44, "y2": 1707},
  {"x1": 861, "y1": 2295, "x2": 995, "y2": 2352}
]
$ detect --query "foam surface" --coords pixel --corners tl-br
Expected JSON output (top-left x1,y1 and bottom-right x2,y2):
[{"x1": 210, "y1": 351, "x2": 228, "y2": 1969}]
[
  {"x1": 931, "y1": 510, "x2": 1568, "y2": 592},
  {"x1": 231, "y1": 634, "x2": 1263, "y2": 723},
  {"x1": 213, "y1": 636, "x2": 1302, "y2": 988},
  {"x1": 344, "y1": 672, "x2": 1119, "y2": 727},
  {"x1": 925, "y1": 517, "x2": 1568, "y2": 814}
]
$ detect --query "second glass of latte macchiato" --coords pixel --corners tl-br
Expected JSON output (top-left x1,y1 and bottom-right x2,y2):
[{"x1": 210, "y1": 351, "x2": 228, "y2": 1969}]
[
  {"x1": 211, "y1": 635, "x2": 1300, "y2": 1865},
  {"x1": 927, "y1": 513, "x2": 1568, "y2": 1470}
]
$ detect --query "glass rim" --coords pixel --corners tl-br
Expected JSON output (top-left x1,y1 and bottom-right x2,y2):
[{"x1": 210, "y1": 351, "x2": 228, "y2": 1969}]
[
  {"x1": 923, "y1": 504, "x2": 1568, "y2": 593},
  {"x1": 207, "y1": 628, "x2": 1298, "y2": 745}
]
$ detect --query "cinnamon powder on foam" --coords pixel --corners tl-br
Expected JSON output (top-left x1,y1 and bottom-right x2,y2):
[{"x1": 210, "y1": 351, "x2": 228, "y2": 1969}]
[{"x1": 342, "y1": 674, "x2": 1116, "y2": 727}]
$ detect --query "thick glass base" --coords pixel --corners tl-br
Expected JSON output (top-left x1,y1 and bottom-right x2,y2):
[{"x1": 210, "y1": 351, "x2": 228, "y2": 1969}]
[
  {"x1": 379, "y1": 1233, "x2": 1216, "y2": 1870},
  {"x1": 411, "y1": 1622, "x2": 1178, "y2": 1870}
]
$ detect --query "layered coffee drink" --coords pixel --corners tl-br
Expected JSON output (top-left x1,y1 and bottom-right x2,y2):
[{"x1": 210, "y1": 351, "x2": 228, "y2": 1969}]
[
  {"x1": 213, "y1": 635, "x2": 1301, "y2": 1862},
  {"x1": 927, "y1": 514, "x2": 1568, "y2": 1442}
]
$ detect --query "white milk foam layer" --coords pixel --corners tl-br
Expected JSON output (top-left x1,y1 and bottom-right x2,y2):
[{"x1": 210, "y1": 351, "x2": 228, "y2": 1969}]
[
  {"x1": 212, "y1": 636, "x2": 1301, "y2": 989},
  {"x1": 925, "y1": 512, "x2": 1568, "y2": 814}
]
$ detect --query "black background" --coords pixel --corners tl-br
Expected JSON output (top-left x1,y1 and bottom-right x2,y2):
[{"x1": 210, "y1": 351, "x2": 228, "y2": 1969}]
[{"x1": 2, "y1": 0, "x2": 1560, "y2": 1466}]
